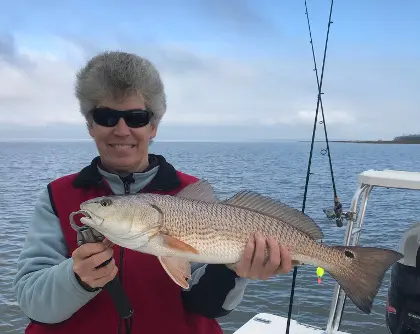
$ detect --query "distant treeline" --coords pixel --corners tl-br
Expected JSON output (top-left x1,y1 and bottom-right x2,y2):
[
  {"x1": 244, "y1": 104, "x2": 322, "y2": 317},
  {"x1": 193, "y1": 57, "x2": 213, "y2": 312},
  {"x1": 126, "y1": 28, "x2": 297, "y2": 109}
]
[
  {"x1": 393, "y1": 134, "x2": 420, "y2": 142},
  {"x1": 323, "y1": 133, "x2": 420, "y2": 144},
  {"x1": 301, "y1": 133, "x2": 420, "y2": 144}
]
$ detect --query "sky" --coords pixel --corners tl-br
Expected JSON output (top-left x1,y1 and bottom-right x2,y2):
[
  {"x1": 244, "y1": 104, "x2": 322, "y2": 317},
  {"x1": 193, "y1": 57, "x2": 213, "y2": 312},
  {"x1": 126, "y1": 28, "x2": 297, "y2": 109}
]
[{"x1": 0, "y1": 0, "x2": 419, "y2": 141}]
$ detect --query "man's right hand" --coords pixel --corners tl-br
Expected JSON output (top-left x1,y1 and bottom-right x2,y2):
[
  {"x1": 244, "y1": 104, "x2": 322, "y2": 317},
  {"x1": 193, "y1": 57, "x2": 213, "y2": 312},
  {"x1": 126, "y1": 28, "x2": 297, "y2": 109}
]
[{"x1": 72, "y1": 240, "x2": 118, "y2": 289}]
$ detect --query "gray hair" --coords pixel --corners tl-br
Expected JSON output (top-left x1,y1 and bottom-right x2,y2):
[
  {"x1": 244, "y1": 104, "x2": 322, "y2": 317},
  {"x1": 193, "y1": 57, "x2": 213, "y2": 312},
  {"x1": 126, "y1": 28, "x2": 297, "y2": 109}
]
[{"x1": 75, "y1": 51, "x2": 166, "y2": 126}]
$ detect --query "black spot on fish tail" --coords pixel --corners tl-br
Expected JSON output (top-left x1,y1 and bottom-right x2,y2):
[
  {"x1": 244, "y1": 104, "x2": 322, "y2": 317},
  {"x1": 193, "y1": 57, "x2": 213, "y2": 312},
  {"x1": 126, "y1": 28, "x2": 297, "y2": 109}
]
[{"x1": 326, "y1": 245, "x2": 403, "y2": 314}]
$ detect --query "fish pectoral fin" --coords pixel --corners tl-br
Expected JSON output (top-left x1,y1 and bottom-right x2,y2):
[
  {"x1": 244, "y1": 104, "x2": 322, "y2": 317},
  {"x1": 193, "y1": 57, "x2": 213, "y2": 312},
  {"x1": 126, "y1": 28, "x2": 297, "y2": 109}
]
[
  {"x1": 161, "y1": 234, "x2": 199, "y2": 254},
  {"x1": 158, "y1": 256, "x2": 191, "y2": 289}
]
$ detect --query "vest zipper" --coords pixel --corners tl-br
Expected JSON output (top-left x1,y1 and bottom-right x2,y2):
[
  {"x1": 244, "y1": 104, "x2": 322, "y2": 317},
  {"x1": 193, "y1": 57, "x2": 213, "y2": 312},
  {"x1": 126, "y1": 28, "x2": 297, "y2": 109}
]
[{"x1": 118, "y1": 175, "x2": 134, "y2": 334}]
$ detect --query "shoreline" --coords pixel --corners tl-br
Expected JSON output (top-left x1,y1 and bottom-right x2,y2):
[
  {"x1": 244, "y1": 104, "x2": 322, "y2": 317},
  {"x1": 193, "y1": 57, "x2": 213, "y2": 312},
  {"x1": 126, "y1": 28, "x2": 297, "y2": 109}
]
[{"x1": 299, "y1": 140, "x2": 420, "y2": 144}]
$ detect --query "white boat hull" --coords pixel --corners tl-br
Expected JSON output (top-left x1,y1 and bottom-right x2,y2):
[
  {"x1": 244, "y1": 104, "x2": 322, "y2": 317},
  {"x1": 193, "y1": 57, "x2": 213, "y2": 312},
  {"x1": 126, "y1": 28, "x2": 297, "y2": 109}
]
[{"x1": 233, "y1": 313, "x2": 350, "y2": 334}]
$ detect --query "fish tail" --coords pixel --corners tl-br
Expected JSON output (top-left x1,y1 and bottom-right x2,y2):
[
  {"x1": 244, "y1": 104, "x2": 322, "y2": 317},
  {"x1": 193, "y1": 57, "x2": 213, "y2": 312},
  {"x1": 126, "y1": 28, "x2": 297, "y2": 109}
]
[{"x1": 327, "y1": 245, "x2": 403, "y2": 314}]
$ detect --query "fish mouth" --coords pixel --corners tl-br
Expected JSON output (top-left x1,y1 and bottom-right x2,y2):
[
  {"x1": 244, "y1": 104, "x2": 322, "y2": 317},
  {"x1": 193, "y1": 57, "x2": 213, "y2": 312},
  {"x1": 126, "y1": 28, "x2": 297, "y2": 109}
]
[{"x1": 69, "y1": 210, "x2": 104, "y2": 230}]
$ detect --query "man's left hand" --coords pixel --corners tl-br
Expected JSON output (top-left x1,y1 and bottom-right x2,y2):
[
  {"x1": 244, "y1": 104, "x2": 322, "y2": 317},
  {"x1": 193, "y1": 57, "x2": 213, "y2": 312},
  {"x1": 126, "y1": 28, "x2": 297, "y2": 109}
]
[{"x1": 227, "y1": 232, "x2": 292, "y2": 280}]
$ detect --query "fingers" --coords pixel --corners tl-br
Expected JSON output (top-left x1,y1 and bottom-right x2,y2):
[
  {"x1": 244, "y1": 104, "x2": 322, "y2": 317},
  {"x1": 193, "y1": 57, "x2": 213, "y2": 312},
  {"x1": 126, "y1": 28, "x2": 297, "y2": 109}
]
[
  {"x1": 92, "y1": 266, "x2": 119, "y2": 288},
  {"x1": 87, "y1": 257, "x2": 116, "y2": 280},
  {"x1": 276, "y1": 244, "x2": 292, "y2": 274},
  {"x1": 72, "y1": 242, "x2": 111, "y2": 260},
  {"x1": 88, "y1": 259, "x2": 119, "y2": 288},
  {"x1": 248, "y1": 233, "x2": 266, "y2": 279},
  {"x1": 88, "y1": 247, "x2": 114, "y2": 268},
  {"x1": 233, "y1": 236, "x2": 254, "y2": 277},
  {"x1": 233, "y1": 233, "x2": 292, "y2": 280},
  {"x1": 260, "y1": 237, "x2": 281, "y2": 279},
  {"x1": 102, "y1": 238, "x2": 115, "y2": 248},
  {"x1": 72, "y1": 242, "x2": 117, "y2": 289}
]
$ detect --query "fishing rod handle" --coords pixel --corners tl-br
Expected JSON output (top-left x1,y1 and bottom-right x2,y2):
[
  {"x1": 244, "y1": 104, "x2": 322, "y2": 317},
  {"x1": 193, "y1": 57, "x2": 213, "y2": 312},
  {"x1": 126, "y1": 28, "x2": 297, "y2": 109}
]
[{"x1": 77, "y1": 227, "x2": 134, "y2": 319}]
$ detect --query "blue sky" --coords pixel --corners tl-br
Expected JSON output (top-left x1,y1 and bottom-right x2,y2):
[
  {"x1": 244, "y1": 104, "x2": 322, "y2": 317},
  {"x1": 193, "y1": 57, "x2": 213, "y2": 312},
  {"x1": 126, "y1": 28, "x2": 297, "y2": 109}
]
[{"x1": 0, "y1": 0, "x2": 419, "y2": 140}]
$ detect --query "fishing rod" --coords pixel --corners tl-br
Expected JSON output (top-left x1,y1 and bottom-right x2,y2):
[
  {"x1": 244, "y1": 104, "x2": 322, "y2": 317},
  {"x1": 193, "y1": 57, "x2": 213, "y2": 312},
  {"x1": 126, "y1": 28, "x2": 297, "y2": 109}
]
[{"x1": 285, "y1": 0, "x2": 337, "y2": 333}]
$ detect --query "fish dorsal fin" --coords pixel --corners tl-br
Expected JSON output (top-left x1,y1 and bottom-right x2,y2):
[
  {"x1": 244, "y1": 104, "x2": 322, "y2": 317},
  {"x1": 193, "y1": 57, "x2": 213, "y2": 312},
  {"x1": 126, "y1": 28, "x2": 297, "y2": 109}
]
[
  {"x1": 175, "y1": 179, "x2": 219, "y2": 202},
  {"x1": 222, "y1": 191, "x2": 324, "y2": 240}
]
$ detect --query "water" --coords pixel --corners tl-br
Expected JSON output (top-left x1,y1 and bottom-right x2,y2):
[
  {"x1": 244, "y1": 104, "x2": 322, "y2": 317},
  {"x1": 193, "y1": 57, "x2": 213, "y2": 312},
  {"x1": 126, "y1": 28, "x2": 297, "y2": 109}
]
[{"x1": 1, "y1": 140, "x2": 419, "y2": 333}]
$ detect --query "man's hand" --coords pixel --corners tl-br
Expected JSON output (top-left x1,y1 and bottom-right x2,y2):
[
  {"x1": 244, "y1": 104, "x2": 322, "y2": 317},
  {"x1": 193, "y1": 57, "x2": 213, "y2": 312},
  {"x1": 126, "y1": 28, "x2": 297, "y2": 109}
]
[
  {"x1": 227, "y1": 232, "x2": 292, "y2": 280},
  {"x1": 72, "y1": 239, "x2": 118, "y2": 289}
]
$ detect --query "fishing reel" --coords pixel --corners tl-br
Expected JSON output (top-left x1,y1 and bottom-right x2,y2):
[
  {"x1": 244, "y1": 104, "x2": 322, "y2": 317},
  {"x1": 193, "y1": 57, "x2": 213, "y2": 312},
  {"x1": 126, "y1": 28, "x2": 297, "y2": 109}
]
[{"x1": 323, "y1": 196, "x2": 355, "y2": 228}]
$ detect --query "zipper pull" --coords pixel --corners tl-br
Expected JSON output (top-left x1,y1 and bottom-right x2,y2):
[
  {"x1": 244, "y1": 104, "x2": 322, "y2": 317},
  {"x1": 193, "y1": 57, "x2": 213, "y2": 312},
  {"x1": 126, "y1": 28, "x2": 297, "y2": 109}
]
[{"x1": 121, "y1": 174, "x2": 135, "y2": 194}]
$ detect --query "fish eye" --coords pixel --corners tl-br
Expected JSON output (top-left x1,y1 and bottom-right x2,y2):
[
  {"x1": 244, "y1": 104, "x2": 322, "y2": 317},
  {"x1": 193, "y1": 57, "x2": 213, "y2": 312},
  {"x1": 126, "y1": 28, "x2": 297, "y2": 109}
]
[{"x1": 100, "y1": 199, "x2": 112, "y2": 207}]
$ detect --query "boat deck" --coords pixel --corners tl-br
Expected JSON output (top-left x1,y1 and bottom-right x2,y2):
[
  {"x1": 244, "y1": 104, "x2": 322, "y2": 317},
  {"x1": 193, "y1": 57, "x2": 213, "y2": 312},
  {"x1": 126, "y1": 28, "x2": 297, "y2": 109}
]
[{"x1": 233, "y1": 313, "x2": 350, "y2": 334}]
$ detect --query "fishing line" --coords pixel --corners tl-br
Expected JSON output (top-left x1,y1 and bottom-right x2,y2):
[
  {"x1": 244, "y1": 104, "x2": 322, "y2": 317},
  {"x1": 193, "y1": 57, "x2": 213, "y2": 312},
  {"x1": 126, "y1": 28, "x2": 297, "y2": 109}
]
[{"x1": 285, "y1": 0, "x2": 336, "y2": 333}]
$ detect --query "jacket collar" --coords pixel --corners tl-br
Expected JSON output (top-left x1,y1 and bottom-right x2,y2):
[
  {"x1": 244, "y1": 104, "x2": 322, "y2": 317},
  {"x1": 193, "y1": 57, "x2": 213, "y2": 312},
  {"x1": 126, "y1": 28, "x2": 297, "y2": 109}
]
[{"x1": 73, "y1": 154, "x2": 181, "y2": 191}]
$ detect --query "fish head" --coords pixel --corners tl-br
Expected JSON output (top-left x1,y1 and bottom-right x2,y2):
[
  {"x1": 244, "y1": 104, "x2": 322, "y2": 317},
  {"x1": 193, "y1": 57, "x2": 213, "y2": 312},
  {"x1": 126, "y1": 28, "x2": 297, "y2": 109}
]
[{"x1": 77, "y1": 194, "x2": 162, "y2": 247}]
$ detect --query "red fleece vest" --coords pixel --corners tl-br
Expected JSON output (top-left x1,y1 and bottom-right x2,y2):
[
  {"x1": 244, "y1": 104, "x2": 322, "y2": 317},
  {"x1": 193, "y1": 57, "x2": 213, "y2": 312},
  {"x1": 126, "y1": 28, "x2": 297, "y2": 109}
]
[{"x1": 25, "y1": 171, "x2": 223, "y2": 334}]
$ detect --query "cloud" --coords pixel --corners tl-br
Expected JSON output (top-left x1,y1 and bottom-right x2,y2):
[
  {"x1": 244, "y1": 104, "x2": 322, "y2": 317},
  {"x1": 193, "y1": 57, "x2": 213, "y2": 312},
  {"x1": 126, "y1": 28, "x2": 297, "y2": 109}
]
[
  {"x1": 180, "y1": 0, "x2": 278, "y2": 40},
  {"x1": 0, "y1": 58, "x2": 81, "y2": 126},
  {"x1": 0, "y1": 32, "x2": 34, "y2": 69},
  {"x1": 295, "y1": 110, "x2": 355, "y2": 125},
  {"x1": 0, "y1": 34, "x2": 315, "y2": 128},
  {"x1": 0, "y1": 34, "x2": 89, "y2": 126},
  {"x1": 0, "y1": 32, "x2": 418, "y2": 140}
]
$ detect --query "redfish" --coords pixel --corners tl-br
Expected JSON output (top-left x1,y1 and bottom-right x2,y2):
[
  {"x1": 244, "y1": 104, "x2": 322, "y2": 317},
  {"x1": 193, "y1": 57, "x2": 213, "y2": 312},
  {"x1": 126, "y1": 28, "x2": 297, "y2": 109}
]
[{"x1": 71, "y1": 179, "x2": 403, "y2": 314}]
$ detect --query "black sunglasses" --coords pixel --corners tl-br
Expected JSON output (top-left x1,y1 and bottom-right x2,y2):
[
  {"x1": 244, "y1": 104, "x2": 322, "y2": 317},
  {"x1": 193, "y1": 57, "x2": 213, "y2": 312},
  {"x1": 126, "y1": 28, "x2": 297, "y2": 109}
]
[{"x1": 92, "y1": 107, "x2": 153, "y2": 128}]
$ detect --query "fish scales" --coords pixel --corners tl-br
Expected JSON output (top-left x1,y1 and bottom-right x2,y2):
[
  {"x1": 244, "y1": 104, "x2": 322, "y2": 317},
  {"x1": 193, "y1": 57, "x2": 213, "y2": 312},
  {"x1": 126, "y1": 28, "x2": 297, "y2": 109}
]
[{"x1": 151, "y1": 194, "x2": 320, "y2": 264}]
